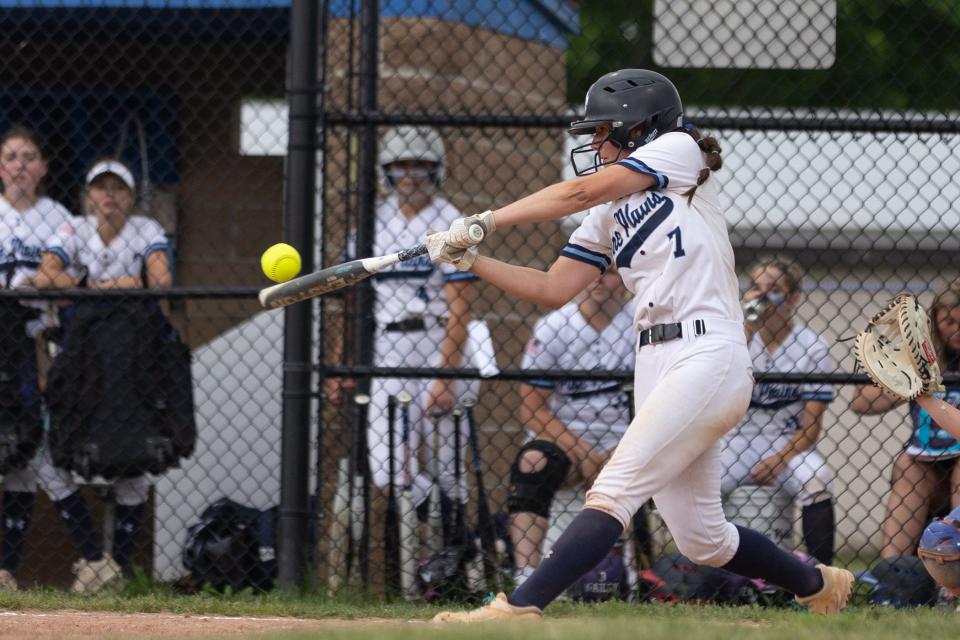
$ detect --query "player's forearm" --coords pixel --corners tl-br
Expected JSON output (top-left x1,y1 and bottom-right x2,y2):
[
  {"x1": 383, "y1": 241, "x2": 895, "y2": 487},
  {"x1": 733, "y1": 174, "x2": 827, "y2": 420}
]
[
  {"x1": 917, "y1": 395, "x2": 960, "y2": 440},
  {"x1": 438, "y1": 314, "x2": 469, "y2": 369},
  {"x1": 850, "y1": 384, "x2": 900, "y2": 414},
  {"x1": 92, "y1": 276, "x2": 143, "y2": 289},
  {"x1": 780, "y1": 402, "x2": 825, "y2": 461},
  {"x1": 470, "y1": 256, "x2": 589, "y2": 309},
  {"x1": 489, "y1": 179, "x2": 596, "y2": 229}
]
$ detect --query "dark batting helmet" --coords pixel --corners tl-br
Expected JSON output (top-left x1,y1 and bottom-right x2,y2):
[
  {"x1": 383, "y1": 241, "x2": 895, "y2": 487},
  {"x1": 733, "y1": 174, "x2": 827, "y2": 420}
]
[
  {"x1": 569, "y1": 69, "x2": 684, "y2": 175},
  {"x1": 918, "y1": 505, "x2": 960, "y2": 595}
]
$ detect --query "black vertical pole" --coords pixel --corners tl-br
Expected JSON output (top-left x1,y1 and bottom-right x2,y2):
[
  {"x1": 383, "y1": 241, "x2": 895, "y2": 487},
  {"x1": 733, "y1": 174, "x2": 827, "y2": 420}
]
[
  {"x1": 353, "y1": 2, "x2": 379, "y2": 371},
  {"x1": 278, "y1": 0, "x2": 318, "y2": 592},
  {"x1": 352, "y1": 0, "x2": 379, "y2": 591}
]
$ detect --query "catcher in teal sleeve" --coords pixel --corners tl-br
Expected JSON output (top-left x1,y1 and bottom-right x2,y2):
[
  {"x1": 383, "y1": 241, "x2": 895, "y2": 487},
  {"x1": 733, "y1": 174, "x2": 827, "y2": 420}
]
[{"x1": 852, "y1": 282, "x2": 960, "y2": 560}]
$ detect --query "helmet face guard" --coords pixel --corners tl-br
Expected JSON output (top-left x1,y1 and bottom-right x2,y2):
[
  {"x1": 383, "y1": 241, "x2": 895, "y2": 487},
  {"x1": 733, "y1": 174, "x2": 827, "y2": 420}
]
[{"x1": 378, "y1": 125, "x2": 445, "y2": 189}]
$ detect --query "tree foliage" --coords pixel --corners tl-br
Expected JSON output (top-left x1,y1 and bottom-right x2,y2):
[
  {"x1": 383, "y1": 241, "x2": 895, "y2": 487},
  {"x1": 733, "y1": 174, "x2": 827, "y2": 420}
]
[{"x1": 567, "y1": 0, "x2": 960, "y2": 110}]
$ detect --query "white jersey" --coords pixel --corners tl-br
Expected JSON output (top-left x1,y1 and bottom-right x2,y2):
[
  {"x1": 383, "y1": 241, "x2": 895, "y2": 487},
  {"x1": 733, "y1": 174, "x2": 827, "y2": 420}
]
[
  {"x1": 564, "y1": 132, "x2": 742, "y2": 330},
  {"x1": 362, "y1": 194, "x2": 476, "y2": 325},
  {"x1": 0, "y1": 195, "x2": 74, "y2": 288},
  {"x1": 521, "y1": 301, "x2": 635, "y2": 438},
  {"x1": 732, "y1": 324, "x2": 834, "y2": 438},
  {"x1": 47, "y1": 215, "x2": 168, "y2": 282}
]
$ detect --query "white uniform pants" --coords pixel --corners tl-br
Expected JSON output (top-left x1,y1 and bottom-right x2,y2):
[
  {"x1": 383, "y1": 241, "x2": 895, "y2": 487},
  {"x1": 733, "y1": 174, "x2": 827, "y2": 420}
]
[
  {"x1": 720, "y1": 432, "x2": 833, "y2": 506},
  {"x1": 5, "y1": 448, "x2": 150, "y2": 506},
  {"x1": 585, "y1": 319, "x2": 754, "y2": 567}
]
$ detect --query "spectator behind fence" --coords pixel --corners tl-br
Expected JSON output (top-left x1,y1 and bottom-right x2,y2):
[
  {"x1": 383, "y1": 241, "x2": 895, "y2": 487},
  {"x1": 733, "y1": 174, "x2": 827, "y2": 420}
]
[
  {"x1": 0, "y1": 125, "x2": 75, "y2": 591},
  {"x1": 510, "y1": 267, "x2": 635, "y2": 591},
  {"x1": 720, "y1": 256, "x2": 836, "y2": 565},
  {"x1": 330, "y1": 126, "x2": 483, "y2": 523},
  {"x1": 851, "y1": 278, "x2": 960, "y2": 559},
  {"x1": 33, "y1": 158, "x2": 179, "y2": 593}
]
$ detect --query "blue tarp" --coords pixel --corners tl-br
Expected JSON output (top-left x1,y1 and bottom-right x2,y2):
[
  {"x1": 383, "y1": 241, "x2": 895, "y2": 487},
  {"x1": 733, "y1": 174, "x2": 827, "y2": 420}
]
[{"x1": 0, "y1": 0, "x2": 578, "y2": 47}]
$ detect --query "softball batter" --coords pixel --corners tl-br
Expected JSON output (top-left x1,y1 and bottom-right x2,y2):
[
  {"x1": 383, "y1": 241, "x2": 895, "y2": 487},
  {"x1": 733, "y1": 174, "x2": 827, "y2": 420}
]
[
  {"x1": 427, "y1": 69, "x2": 854, "y2": 620},
  {"x1": 721, "y1": 256, "x2": 836, "y2": 565}
]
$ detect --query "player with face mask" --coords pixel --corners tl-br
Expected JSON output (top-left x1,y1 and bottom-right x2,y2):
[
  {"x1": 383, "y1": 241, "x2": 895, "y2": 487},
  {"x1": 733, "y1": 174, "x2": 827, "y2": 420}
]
[
  {"x1": 721, "y1": 256, "x2": 836, "y2": 566},
  {"x1": 425, "y1": 69, "x2": 854, "y2": 621}
]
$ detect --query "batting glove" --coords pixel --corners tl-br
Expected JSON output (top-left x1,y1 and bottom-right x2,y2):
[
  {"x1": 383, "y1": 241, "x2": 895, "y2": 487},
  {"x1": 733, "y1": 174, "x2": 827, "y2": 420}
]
[
  {"x1": 446, "y1": 210, "x2": 496, "y2": 249},
  {"x1": 426, "y1": 230, "x2": 479, "y2": 271}
]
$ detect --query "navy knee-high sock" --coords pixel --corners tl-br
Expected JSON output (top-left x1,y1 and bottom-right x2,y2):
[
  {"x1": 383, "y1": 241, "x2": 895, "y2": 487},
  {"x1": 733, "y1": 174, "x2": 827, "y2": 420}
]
[
  {"x1": 113, "y1": 503, "x2": 145, "y2": 568},
  {"x1": 722, "y1": 525, "x2": 823, "y2": 597},
  {"x1": 801, "y1": 500, "x2": 835, "y2": 566},
  {"x1": 1, "y1": 491, "x2": 35, "y2": 573},
  {"x1": 508, "y1": 508, "x2": 623, "y2": 610},
  {"x1": 55, "y1": 492, "x2": 102, "y2": 562}
]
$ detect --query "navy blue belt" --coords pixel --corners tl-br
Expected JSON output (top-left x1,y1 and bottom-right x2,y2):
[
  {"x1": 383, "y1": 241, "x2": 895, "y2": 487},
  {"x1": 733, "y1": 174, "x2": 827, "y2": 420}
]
[
  {"x1": 385, "y1": 318, "x2": 426, "y2": 333},
  {"x1": 566, "y1": 384, "x2": 623, "y2": 400},
  {"x1": 638, "y1": 320, "x2": 707, "y2": 348}
]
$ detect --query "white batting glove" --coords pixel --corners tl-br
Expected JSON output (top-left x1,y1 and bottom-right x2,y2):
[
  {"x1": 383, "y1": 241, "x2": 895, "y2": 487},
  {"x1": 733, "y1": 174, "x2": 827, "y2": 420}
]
[
  {"x1": 446, "y1": 210, "x2": 496, "y2": 249},
  {"x1": 426, "y1": 230, "x2": 479, "y2": 271}
]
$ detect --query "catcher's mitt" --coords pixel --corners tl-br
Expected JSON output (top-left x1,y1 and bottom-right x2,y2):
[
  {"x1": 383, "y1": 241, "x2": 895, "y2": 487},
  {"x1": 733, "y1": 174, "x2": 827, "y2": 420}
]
[{"x1": 854, "y1": 293, "x2": 944, "y2": 401}]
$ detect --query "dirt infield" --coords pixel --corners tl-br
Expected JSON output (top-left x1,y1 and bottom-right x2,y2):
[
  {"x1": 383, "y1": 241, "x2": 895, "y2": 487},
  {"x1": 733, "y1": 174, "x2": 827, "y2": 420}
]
[{"x1": 0, "y1": 610, "x2": 401, "y2": 639}]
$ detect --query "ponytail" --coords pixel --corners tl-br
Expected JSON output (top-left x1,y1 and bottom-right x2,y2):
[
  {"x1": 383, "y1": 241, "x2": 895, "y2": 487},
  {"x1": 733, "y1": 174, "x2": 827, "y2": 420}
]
[{"x1": 679, "y1": 124, "x2": 722, "y2": 204}]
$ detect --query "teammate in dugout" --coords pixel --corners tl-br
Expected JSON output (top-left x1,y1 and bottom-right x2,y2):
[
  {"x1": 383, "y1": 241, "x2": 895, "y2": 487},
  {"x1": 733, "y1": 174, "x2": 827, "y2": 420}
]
[
  {"x1": 721, "y1": 256, "x2": 836, "y2": 565},
  {"x1": 332, "y1": 126, "x2": 496, "y2": 527},
  {"x1": 851, "y1": 278, "x2": 960, "y2": 560},
  {"x1": 0, "y1": 125, "x2": 75, "y2": 591},
  {"x1": 425, "y1": 69, "x2": 854, "y2": 621},
  {"x1": 511, "y1": 267, "x2": 634, "y2": 588},
  {"x1": 32, "y1": 158, "x2": 173, "y2": 592}
]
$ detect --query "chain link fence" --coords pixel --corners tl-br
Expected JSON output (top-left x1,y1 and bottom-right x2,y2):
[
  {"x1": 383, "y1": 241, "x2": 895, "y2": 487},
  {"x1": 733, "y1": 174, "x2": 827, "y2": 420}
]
[{"x1": 0, "y1": 0, "x2": 957, "y2": 606}]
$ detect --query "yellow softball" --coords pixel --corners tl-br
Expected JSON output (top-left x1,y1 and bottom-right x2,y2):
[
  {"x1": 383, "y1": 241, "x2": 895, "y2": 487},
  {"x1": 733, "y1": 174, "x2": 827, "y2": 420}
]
[{"x1": 260, "y1": 243, "x2": 302, "y2": 283}]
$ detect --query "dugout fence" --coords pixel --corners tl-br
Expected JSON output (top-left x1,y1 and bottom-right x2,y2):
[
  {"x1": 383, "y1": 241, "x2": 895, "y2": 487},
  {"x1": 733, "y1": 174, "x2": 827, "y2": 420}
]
[{"x1": 0, "y1": 0, "x2": 956, "y2": 605}]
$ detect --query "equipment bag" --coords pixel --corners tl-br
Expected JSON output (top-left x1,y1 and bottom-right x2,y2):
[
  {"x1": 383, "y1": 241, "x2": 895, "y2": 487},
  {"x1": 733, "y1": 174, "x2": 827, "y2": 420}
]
[
  {"x1": 641, "y1": 553, "x2": 757, "y2": 605},
  {"x1": 867, "y1": 555, "x2": 938, "y2": 607},
  {"x1": 47, "y1": 300, "x2": 195, "y2": 478},
  {"x1": 182, "y1": 497, "x2": 276, "y2": 592}
]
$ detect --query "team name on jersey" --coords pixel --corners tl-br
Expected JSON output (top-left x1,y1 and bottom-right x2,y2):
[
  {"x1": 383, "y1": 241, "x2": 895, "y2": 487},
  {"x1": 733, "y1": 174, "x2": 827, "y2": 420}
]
[
  {"x1": 751, "y1": 382, "x2": 801, "y2": 407},
  {"x1": 610, "y1": 192, "x2": 674, "y2": 267},
  {"x1": 612, "y1": 192, "x2": 667, "y2": 234},
  {"x1": 0, "y1": 237, "x2": 43, "y2": 265}
]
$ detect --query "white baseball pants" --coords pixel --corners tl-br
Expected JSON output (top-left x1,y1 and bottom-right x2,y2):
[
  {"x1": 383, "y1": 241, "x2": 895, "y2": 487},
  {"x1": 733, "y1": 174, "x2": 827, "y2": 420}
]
[{"x1": 585, "y1": 318, "x2": 754, "y2": 567}]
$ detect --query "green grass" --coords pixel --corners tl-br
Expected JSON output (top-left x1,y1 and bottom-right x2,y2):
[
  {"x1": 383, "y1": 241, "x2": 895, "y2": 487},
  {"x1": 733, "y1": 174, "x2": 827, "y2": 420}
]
[{"x1": 0, "y1": 586, "x2": 957, "y2": 639}]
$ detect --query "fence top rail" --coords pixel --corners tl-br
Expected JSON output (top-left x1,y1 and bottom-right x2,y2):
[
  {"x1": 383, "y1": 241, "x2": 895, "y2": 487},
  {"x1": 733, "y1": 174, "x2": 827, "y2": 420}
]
[
  {"x1": 322, "y1": 111, "x2": 960, "y2": 135},
  {"x1": 0, "y1": 287, "x2": 260, "y2": 299}
]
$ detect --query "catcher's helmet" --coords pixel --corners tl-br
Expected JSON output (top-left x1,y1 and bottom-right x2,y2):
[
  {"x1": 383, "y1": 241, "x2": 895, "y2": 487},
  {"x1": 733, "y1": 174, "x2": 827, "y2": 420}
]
[
  {"x1": 918, "y1": 506, "x2": 960, "y2": 593},
  {"x1": 378, "y1": 125, "x2": 445, "y2": 187},
  {"x1": 569, "y1": 69, "x2": 684, "y2": 176}
]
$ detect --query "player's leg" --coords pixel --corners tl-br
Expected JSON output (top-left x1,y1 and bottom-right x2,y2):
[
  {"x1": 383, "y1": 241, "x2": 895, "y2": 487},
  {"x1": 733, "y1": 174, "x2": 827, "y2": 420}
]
[
  {"x1": 34, "y1": 448, "x2": 121, "y2": 592},
  {"x1": 654, "y1": 443, "x2": 824, "y2": 597},
  {"x1": 111, "y1": 476, "x2": 150, "y2": 568},
  {"x1": 368, "y1": 376, "x2": 428, "y2": 507},
  {"x1": 0, "y1": 467, "x2": 38, "y2": 588},
  {"x1": 880, "y1": 452, "x2": 938, "y2": 558},
  {"x1": 781, "y1": 449, "x2": 835, "y2": 565},
  {"x1": 507, "y1": 440, "x2": 572, "y2": 584},
  {"x1": 507, "y1": 338, "x2": 754, "y2": 611},
  {"x1": 435, "y1": 377, "x2": 475, "y2": 501}
]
